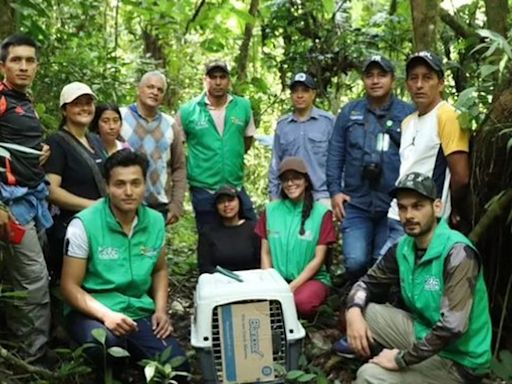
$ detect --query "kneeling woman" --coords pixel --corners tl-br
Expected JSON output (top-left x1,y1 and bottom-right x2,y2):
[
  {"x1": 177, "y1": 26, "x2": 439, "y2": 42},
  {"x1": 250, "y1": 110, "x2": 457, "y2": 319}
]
[{"x1": 256, "y1": 157, "x2": 335, "y2": 317}]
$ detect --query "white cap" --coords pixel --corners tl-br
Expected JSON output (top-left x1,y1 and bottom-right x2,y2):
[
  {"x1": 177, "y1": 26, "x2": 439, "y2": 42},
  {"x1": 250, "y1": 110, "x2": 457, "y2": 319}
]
[{"x1": 59, "y1": 82, "x2": 96, "y2": 107}]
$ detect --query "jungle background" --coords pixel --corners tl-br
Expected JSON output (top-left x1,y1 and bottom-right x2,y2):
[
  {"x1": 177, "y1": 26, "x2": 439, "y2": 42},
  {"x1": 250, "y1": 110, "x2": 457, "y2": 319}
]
[{"x1": 0, "y1": 0, "x2": 511, "y2": 382}]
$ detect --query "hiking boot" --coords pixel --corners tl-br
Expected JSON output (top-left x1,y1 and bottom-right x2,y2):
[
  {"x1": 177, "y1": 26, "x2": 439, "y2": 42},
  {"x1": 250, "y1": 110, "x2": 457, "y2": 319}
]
[{"x1": 332, "y1": 336, "x2": 356, "y2": 359}]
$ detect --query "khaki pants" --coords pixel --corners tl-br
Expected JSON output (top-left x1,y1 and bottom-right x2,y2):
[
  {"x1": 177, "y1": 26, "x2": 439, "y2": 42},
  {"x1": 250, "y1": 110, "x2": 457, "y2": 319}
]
[
  {"x1": 355, "y1": 303, "x2": 463, "y2": 384},
  {"x1": 2, "y1": 221, "x2": 50, "y2": 361}
]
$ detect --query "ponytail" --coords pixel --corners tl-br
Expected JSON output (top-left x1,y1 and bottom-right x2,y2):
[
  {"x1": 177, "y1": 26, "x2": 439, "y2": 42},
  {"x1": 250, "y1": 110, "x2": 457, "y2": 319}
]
[{"x1": 299, "y1": 176, "x2": 314, "y2": 236}]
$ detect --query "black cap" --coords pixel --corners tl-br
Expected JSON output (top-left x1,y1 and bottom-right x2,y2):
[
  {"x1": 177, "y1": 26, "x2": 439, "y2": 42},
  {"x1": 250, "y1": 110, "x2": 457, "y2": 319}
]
[
  {"x1": 390, "y1": 172, "x2": 438, "y2": 200},
  {"x1": 406, "y1": 51, "x2": 444, "y2": 78},
  {"x1": 205, "y1": 59, "x2": 229, "y2": 75},
  {"x1": 289, "y1": 72, "x2": 316, "y2": 90},
  {"x1": 362, "y1": 55, "x2": 395, "y2": 74},
  {"x1": 214, "y1": 185, "x2": 238, "y2": 200}
]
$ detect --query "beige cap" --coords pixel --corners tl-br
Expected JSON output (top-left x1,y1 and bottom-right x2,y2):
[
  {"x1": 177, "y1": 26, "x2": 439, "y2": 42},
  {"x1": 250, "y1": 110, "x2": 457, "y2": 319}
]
[
  {"x1": 59, "y1": 82, "x2": 96, "y2": 107},
  {"x1": 279, "y1": 156, "x2": 308, "y2": 176}
]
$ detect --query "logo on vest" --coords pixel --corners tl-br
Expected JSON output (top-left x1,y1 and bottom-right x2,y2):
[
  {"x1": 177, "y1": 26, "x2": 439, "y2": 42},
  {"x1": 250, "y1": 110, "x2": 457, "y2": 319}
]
[
  {"x1": 98, "y1": 246, "x2": 119, "y2": 260},
  {"x1": 424, "y1": 276, "x2": 441, "y2": 291},
  {"x1": 140, "y1": 246, "x2": 159, "y2": 257},
  {"x1": 230, "y1": 116, "x2": 244, "y2": 126},
  {"x1": 298, "y1": 230, "x2": 313, "y2": 241},
  {"x1": 195, "y1": 119, "x2": 209, "y2": 130}
]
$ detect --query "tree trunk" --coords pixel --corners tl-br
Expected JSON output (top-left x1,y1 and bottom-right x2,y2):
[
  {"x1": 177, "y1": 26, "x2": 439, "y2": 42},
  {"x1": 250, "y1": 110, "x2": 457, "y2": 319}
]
[
  {"x1": 0, "y1": 0, "x2": 16, "y2": 38},
  {"x1": 234, "y1": 0, "x2": 259, "y2": 82},
  {"x1": 142, "y1": 29, "x2": 166, "y2": 68},
  {"x1": 409, "y1": 0, "x2": 438, "y2": 51},
  {"x1": 471, "y1": 87, "x2": 512, "y2": 350},
  {"x1": 484, "y1": 0, "x2": 509, "y2": 37}
]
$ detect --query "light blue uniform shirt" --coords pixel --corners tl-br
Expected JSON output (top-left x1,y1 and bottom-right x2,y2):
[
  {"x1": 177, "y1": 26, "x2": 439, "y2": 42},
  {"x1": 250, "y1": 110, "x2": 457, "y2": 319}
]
[{"x1": 269, "y1": 107, "x2": 334, "y2": 200}]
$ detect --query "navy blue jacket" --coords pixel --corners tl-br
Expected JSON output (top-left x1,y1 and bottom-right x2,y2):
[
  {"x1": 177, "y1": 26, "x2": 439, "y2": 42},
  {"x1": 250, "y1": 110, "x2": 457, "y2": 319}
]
[{"x1": 326, "y1": 95, "x2": 415, "y2": 213}]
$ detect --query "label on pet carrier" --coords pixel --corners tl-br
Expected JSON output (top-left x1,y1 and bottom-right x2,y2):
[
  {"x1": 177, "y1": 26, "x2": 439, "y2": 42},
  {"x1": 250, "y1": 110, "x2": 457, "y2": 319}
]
[{"x1": 218, "y1": 301, "x2": 275, "y2": 383}]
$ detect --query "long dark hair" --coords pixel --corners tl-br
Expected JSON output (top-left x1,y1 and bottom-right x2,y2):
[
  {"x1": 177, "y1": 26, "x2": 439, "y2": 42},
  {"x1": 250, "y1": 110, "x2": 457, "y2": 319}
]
[
  {"x1": 214, "y1": 194, "x2": 246, "y2": 220},
  {"x1": 280, "y1": 173, "x2": 314, "y2": 236},
  {"x1": 89, "y1": 103, "x2": 122, "y2": 134}
]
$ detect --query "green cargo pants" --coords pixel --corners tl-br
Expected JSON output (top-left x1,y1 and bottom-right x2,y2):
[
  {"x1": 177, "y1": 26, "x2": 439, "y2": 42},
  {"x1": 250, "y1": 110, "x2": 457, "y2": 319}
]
[{"x1": 355, "y1": 303, "x2": 463, "y2": 384}]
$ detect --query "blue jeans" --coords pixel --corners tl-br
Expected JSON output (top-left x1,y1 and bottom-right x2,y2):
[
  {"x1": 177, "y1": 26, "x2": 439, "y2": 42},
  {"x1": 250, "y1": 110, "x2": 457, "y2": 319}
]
[
  {"x1": 378, "y1": 218, "x2": 405, "y2": 258},
  {"x1": 67, "y1": 312, "x2": 190, "y2": 382},
  {"x1": 190, "y1": 186, "x2": 256, "y2": 232},
  {"x1": 341, "y1": 204, "x2": 390, "y2": 280}
]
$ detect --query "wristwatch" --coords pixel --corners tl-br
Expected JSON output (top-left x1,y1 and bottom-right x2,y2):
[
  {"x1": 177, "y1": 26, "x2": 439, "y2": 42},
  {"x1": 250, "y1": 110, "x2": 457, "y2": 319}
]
[{"x1": 395, "y1": 350, "x2": 408, "y2": 369}]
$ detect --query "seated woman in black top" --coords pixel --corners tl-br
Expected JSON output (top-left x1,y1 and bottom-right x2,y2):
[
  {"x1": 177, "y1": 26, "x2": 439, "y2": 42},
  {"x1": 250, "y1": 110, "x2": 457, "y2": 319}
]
[{"x1": 197, "y1": 185, "x2": 260, "y2": 274}]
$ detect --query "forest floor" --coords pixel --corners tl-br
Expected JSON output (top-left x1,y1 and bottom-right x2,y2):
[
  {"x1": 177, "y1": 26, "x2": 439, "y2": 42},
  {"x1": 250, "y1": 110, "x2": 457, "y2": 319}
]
[
  {"x1": 166, "y1": 216, "x2": 359, "y2": 384},
  {"x1": 0, "y1": 208, "x2": 507, "y2": 383}
]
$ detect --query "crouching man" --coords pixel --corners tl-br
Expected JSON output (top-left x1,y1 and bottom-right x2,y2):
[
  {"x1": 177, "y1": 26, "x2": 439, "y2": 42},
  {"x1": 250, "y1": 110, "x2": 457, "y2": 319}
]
[
  {"x1": 345, "y1": 172, "x2": 491, "y2": 384},
  {"x1": 60, "y1": 149, "x2": 189, "y2": 381}
]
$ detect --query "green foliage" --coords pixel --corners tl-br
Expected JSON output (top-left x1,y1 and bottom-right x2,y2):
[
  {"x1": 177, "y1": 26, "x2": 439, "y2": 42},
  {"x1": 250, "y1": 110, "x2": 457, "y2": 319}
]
[
  {"x1": 245, "y1": 141, "x2": 272, "y2": 211},
  {"x1": 53, "y1": 344, "x2": 93, "y2": 380},
  {"x1": 91, "y1": 327, "x2": 130, "y2": 384},
  {"x1": 167, "y1": 206, "x2": 198, "y2": 281},
  {"x1": 454, "y1": 28, "x2": 512, "y2": 131},
  {"x1": 139, "y1": 346, "x2": 190, "y2": 384},
  {"x1": 274, "y1": 354, "x2": 330, "y2": 384},
  {"x1": 491, "y1": 350, "x2": 512, "y2": 381}
]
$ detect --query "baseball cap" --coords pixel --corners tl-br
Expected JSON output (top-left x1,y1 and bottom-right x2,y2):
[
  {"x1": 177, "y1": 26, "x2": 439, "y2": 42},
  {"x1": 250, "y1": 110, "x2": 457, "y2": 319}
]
[
  {"x1": 362, "y1": 55, "x2": 395, "y2": 74},
  {"x1": 205, "y1": 59, "x2": 230, "y2": 75},
  {"x1": 289, "y1": 72, "x2": 316, "y2": 90},
  {"x1": 406, "y1": 51, "x2": 444, "y2": 78},
  {"x1": 59, "y1": 82, "x2": 96, "y2": 107},
  {"x1": 214, "y1": 185, "x2": 238, "y2": 200},
  {"x1": 390, "y1": 172, "x2": 438, "y2": 200},
  {"x1": 279, "y1": 156, "x2": 309, "y2": 176}
]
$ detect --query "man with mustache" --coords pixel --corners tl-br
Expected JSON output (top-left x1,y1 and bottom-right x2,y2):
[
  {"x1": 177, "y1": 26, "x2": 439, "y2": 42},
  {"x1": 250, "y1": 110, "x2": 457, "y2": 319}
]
[
  {"x1": 120, "y1": 71, "x2": 187, "y2": 225},
  {"x1": 175, "y1": 59, "x2": 257, "y2": 232},
  {"x1": 327, "y1": 55, "x2": 414, "y2": 283},
  {"x1": 345, "y1": 172, "x2": 491, "y2": 384},
  {"x1": 383, "y1": 51, "x2": 471, "y2": 252}
]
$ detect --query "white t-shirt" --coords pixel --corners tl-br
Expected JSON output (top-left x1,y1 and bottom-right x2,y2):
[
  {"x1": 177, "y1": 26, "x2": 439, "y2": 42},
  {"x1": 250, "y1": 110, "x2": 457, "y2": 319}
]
[
  {"x1": 388, "y1": 101, "x2": 470, "y2": 220},
  {"x1": 65, "y1": 217, "x2": 139, "y2": 259}
]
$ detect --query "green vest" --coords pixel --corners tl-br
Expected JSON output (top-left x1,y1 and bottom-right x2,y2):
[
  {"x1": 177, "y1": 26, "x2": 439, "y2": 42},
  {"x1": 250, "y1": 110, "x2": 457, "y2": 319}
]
[
  {"x1": 180, "y1": 93, "x2": 252, "y2": 189},
  {"x1": 396, "y1": 219, "x2": 491, "y2": 371},
  {"x1": 75, "y1": 198, "x2": 165, "y2": 320},
  {"x1": 265, "y1": 199, "x2": 331, "y2": 286}
]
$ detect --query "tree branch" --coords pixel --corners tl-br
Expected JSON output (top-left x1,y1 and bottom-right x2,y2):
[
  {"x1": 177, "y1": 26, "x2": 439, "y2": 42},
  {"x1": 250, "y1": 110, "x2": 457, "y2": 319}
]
[
  {"x1": 234, "y1": 0, "x2": 259, "y2": 82},
  {"x1": 438, "y1": 7, "x2": 479, "y2": 40},
  {"x1": 0, "y1": 345, "x2": 56, "y2": 379},
  {"x1": 184, "y1": 0, "x2": 207, "y2": 35},
  {"x1": 469, "y1": 188, "x2": 512, "y2": 244}
]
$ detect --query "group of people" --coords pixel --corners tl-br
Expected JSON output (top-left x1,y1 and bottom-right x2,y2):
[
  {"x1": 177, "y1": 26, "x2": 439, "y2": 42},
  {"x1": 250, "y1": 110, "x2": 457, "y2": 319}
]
[{"x1": 0, "y1": 30, "x2": 492, "y2": 384}]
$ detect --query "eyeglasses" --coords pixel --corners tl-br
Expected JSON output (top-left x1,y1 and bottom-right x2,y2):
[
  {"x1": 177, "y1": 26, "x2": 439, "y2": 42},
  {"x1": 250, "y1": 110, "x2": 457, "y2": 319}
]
[{"x1": 279, "y1": 174, "x2": 304, "y2": 184}]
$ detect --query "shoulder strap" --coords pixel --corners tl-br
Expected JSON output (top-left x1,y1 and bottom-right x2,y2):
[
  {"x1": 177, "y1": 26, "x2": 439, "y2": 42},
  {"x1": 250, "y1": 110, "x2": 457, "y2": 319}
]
[{"x1": 56, "y1": 130, "x2": 107, "y2": 196}]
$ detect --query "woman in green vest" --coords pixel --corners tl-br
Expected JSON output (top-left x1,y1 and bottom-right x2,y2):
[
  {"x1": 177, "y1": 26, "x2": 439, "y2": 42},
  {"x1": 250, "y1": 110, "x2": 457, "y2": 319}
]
[{"x1": 255, "y1": 156, "x2": 336, "y2": 317}]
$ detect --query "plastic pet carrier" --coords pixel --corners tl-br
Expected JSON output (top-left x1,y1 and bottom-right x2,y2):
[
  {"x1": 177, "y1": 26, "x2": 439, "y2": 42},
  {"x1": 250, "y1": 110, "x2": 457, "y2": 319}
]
[{"x1": 191, "y1": 268, "x2": 305, "y2": 383}]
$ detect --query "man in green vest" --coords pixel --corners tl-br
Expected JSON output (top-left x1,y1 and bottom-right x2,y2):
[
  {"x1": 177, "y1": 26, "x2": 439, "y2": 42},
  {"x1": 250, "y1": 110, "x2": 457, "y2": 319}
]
[
  {"x1": 342, "y1": 172, "x2": 491, "y2": 383},
  {"x1": 60, "y1": 149, "x2": 189, "y2": 382},
  {"x1": 175, "y1": 59, "x2": 257, "y2": 231}
]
